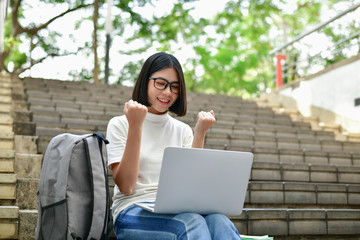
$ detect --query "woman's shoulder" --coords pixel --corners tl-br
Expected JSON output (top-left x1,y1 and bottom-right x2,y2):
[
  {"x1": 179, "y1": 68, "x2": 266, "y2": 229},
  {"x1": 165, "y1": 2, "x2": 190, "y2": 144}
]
[
  {"x1": 108, "y1": 115, "x2": 128, "y2": 127},
  {"x1": 109, "y1": 114, "x2": 126, "y2": 120}
]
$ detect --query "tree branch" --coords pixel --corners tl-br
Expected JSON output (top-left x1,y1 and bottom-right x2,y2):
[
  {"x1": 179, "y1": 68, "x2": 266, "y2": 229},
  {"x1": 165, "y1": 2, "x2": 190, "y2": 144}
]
[
  {"x1": 10, "y1": 0, "x2": 22, "y2": 36},
  {"x1": 15, "y1": 47, "x2": 86, "y2": 75},
  {"x1": 16, "y1": 3, "x2": 93, "y2": 36}
]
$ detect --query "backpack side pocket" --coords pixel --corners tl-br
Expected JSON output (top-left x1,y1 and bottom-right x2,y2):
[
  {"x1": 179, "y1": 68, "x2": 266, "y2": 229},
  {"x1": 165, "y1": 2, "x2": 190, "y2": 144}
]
[{"x1": 41, "y1": 200, "x2": 67, "y2": 240}]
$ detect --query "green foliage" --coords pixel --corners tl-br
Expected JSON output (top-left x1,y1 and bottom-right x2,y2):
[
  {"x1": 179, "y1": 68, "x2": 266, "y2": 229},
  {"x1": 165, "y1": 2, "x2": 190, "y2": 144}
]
[
  {"x1": 5, "y1": 48, "x2": 27, "y2": 70},
  {"x1": 116, "y1": 60, "x2": 143, "y2": 85},
  {"x1": 3, "y1": 33, "x2": 27, "y2": 71},
  {"x1": 279, "y1": 0, "x2": 322, "y2": 37},
  {"x1": 69, "y1": 67, "x2": 93, "y2": 81},
  {"x1": 184, "y1": 0, "x2": 280, "y2": 97},
  {"x1": 3, "y1": 10, "x2": 26, "y2": 71}
]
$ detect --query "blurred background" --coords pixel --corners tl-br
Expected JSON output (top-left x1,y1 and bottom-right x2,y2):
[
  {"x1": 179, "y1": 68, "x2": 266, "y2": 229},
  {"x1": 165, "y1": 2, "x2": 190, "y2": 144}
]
[{"x1": 0, "y1": 0, "x2": 359, "y2": 98}]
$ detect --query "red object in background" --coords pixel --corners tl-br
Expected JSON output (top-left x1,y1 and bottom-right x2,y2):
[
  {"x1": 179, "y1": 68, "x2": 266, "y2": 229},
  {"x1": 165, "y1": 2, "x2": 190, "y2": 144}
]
[{"x1": 276, "y1": 54, "x2": 286, "y2": 87}]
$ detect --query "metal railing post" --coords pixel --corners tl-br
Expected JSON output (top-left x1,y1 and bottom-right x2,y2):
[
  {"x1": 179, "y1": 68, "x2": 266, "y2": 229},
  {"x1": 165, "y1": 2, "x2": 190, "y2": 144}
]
[
  {"x1": 276, "y1": 54, "x2": 286, "y2": 88},
  {"x1": 270, "y1": 3, "x2": 360, "y2": 88}
]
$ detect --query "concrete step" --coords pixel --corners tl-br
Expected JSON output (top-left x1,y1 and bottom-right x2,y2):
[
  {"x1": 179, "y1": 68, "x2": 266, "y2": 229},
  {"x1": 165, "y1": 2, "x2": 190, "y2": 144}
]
[
  {"x1": 0, "y1": 81, "x2": 11, "y2": 89},
  {"x1": 0, "y1": 87, "x2": 11, "y2": 96},
  {"x1": 0, "y1": 114, "x2": 12, "y2": 124},
  {"x1": 0, "y1": 77, "x2": 11, "y2": 114},
  {"x1": 0, "y1": 114, "x2": 12, "y2": 133},
  {"x1": 14, "y1": 207, "x2": 360, "y2": 238},
  {"x1": 15, "y1": 154, "x2": 42, "y2": 179},
  {"x1": 36, "y1": 130, "x2": 94, "y2": 153},
  {"x1": 0, "y1": 132, "x2": 14, "y2": 151},
  {"x1": 26, "y1": 90, "x2": 288, "y2": 116},
  {"x1": 13, "y1": 152, "x2": 42, "y2": 211},
  {"x1": 32, "y1": 125, "x2": 356, "y2": 156},
  {"x1": 36, "y1": 127, "x2": 90, "y2": 138},
  {"x1": 19, "y1": 210, "x2": 37, "y2": 240},
  {"x1": 0, "y1": 173, "x2": 17, "y2": 201},
  {"x1": 251, "y1": 161, "x2": 360, "y2": 184},
  {"x1": 0, "y1": 150, "x2": 15, "y2": 173},
  {"x1": 31, "y1": 108, "x2": 117, "y2": 124},
  {"x1": 16, "y1": 178, "x2": 38, "y2": 210},
  {"x1": 0, "y1": 206, "x2": 19, "y2": 239},
  {"x1": 205, "y1": 142, "x2": 360, "y2": 165},
  {"x1": 29, "y1": 103, "x2": 304, "y2": 131},
  {"x1": 230, "y1": 146, "x2": 360, "y2": 166},
  {"x1": 0, "y1": 94, "x2": 11, "y2": 105},
  {"x1": 245, "y1": 181, "x2": 360, "y2": 207},
  {"x1": 14, "y1": 135, "x2": 38, "y2": 155},
  {"x1": 107, "y1": 178, "x2": 359, "y2": 209},
  {"x1": 229, "y1": 208, "x2": 360, "y2": 237},
  {"x1": 206, "y1": 133, "x2": 353, "y2": 152},
  {"x1": 37, "y1": 136, "x2": 53, "y2": 154},
  {"x1": 210, "y1": 123, "x2": 334, "y2": 138},
  {"x1": 347, "y1": 132, "x2": 360, "y2": 142}
]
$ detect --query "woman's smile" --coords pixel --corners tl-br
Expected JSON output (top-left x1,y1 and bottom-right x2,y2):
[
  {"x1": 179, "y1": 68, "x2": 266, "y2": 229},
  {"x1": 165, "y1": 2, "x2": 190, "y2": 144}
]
[{"x1": 157, "y1": 98, "x2": 170, "y2": 105}]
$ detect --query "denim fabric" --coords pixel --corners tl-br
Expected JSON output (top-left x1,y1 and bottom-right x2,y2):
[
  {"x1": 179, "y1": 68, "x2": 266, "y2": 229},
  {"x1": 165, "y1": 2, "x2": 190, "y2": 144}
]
[{"x1": 114, "y1": 204, "x2": 241, "y2": 240}]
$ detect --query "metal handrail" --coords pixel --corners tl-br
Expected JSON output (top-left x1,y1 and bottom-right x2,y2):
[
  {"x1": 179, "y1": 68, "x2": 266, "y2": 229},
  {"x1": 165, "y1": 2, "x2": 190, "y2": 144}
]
[
  {"x1": 271, "y1": 3, "x2": 360, "y2": 87},
  {"x1": 333, "y1": 30, "x2": 360, "y2": 48},
  {"x1": 270, "y1": 2, "x2": 360, "y2": 55}
]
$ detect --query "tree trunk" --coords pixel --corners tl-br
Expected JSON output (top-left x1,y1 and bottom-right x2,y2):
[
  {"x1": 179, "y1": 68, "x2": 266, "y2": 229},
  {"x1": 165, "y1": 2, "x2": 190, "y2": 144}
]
[{"x1": 93, "y1": 0, "x2": 99, "y2": 84}]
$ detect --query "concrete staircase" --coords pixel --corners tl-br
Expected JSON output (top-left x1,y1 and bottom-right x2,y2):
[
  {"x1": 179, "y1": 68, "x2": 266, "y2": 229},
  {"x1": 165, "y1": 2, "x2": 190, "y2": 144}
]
[
  {"x1": 0, "y1": 74, "x2": 18, "y2": 239},
  {"x1": 4, "y1": 75, "x2": 360, "y2": 239},
  {"x1": 0, "y1": 74, "x2": 42, "y2": 239}
]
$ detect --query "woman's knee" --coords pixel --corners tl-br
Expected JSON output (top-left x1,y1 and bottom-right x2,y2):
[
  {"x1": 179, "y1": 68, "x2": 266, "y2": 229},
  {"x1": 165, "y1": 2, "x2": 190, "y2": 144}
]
[
  {"x1": 205, "y1": 214, "x2": 229, "y2": 226},
  {"x1": 205, "y1": 214, "x2": 239, "y2": 232},
  {"x1": 181, "y1": 213, "x2": 231, "y2": 230},
  {"x1": 204, "y1": 214, "x2": 240, "y2": 239},
  {"x1": 176, "y1": 213, "x2": 208, "y2": 228},
  {"x1": 175, "y1": 213, "x2": 211, "y2": 239}
]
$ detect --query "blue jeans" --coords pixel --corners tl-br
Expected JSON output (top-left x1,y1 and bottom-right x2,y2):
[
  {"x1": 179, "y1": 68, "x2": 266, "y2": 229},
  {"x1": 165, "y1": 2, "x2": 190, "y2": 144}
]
[{"x1": 114, "y1": 204, "x2": 241, "y2": 240}]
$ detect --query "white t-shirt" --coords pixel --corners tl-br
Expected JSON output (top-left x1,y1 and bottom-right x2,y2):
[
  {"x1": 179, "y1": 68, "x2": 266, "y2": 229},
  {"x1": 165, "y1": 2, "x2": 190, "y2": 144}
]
[{"x1": 106, "y1": 112, "x2": 193, "y2": 221}]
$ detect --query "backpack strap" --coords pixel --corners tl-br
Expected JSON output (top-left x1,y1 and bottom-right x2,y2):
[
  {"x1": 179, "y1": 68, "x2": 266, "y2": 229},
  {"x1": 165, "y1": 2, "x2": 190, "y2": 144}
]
[
  {"x1": 83, "y1": 134, "x2": 110, "y2": 240},
  {"x1": 94, "y1": 132, "x2": 109, "y2": 145},
  {"x1": 93, "y1": 132, "x2": 113, "y2": 239}
]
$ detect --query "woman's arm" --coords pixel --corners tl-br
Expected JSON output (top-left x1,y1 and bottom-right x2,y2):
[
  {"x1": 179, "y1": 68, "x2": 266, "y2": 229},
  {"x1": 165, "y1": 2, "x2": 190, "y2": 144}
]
[
  {"x1": 192, "y1": 110, "x2": 216, "y2": 148},
  {"x1": 110, "y1": 100, "x2": 148, "y2": 195}
]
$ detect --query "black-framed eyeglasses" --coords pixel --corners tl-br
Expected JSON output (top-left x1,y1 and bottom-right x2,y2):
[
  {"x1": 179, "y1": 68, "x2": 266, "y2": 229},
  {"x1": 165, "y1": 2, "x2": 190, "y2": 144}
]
[{"x1": 149, "y1": 78, "x2": 180, "y2": 94}]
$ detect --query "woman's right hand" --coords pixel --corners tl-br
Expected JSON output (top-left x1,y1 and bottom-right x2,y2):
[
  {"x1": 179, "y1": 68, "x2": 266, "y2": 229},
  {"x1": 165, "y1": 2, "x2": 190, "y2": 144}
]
[{"x1": 124, "y1": 100, "x2": 148, "y2": 128}]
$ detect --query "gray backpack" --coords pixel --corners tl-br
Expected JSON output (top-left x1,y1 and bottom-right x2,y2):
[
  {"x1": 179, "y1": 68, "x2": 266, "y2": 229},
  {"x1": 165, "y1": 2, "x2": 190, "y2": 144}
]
[{"x1": 36, "y1": 133, "x2": 112, "y2": 240}]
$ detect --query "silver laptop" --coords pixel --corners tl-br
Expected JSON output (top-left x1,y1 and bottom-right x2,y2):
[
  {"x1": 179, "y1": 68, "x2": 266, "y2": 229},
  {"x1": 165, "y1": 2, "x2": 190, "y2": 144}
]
[{"x1": 134, "y1": 147, "x2": 253, "y2": 215}]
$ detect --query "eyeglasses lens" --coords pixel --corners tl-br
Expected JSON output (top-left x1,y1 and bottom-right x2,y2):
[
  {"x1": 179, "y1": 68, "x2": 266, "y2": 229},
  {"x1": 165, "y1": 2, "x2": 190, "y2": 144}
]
[{"x1": 154, "y1": 79, "x2": 180, "y2": 94}]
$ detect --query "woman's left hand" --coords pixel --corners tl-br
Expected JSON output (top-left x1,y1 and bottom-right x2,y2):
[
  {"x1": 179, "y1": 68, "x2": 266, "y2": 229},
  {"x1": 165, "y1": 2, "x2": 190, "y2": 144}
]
[{"x1": 194, "y1": 110, "x2": 216, "y2": 135}]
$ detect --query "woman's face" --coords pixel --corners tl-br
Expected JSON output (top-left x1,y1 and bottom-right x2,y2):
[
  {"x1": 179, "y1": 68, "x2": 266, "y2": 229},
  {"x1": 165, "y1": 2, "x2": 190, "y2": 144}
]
[{"x1": 147, "y1": 67, "x2": 179, "y2": 115}]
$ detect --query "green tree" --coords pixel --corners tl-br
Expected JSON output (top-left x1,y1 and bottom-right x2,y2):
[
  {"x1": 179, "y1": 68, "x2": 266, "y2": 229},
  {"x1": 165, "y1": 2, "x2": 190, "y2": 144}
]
[
  {"x1": 184, "y1": 0, "x2": 358, "y2": 97},
  {"x1": 188, "y1": 0, "x2": 281, "y2": 96},
  {"x1": 2, "y1": 0, "x2": 92, "y2": 75},
  {"x1": 2, "y1": 0, "x2": 198, "y2": 82}
]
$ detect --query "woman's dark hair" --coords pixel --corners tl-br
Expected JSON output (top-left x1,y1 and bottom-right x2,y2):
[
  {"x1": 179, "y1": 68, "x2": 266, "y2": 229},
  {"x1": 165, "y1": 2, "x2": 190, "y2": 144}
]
[{"x1": 132, "y1": 52, "x2": 187, "y2": 116}]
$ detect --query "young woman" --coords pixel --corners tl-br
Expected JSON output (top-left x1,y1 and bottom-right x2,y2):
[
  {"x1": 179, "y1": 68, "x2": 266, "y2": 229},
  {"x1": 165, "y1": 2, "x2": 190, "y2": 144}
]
[{"x1": 106, "y1": 52, "x2": 242, "y2": 239}]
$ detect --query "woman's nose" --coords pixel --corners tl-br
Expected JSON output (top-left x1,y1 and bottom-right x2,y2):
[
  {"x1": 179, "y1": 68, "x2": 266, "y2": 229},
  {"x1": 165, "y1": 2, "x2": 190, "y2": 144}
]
[{"x1": 163, "y1": 85, "x2": 172, "y2": 95}]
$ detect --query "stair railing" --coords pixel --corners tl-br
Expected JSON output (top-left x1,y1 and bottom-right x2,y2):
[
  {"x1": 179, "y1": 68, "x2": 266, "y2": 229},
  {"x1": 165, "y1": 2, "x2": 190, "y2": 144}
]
[{"x1": 270, "y1": 3, "x2": 360, "y2": 88}]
